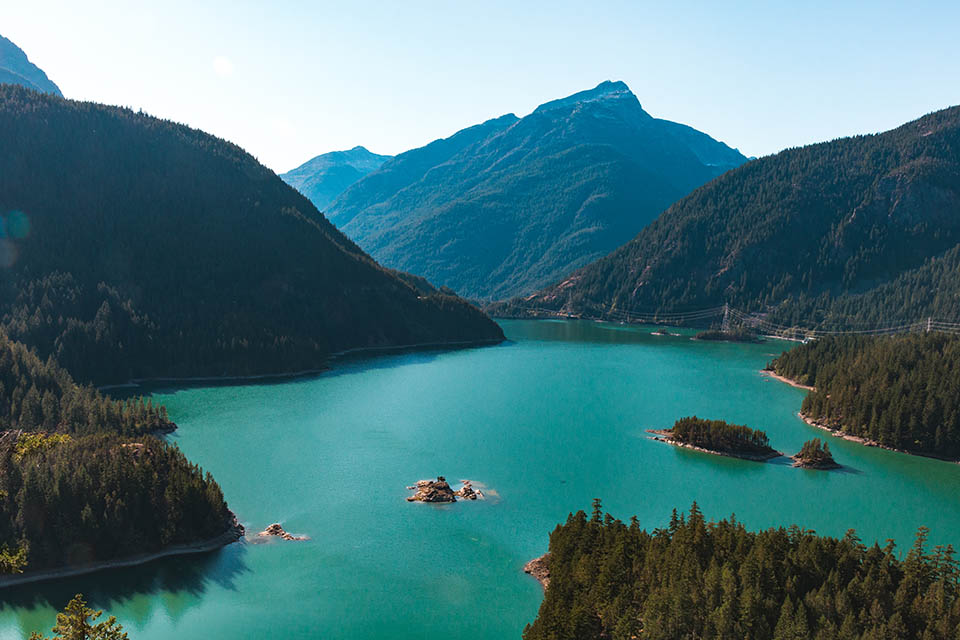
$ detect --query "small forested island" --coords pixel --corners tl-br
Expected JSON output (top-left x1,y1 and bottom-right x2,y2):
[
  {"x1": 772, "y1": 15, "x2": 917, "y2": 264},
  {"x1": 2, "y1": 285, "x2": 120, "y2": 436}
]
[
  {"x1": 0, "y1": 331, "x2": 239, "y2": 584},
  {"x1": 649, "y1": 416, "x2": 781, "y2": 461},
  {"x1": 523, "y1": 501, "x2": 960, "y2": 640},
  {"x1": 792, "y1": 438, "x2": 839, "y2": 469},
  {"x1": 694, "y1": 328, "x2": 762, "y2": 343},
  {"x1": 769, "y1": 333, "x2": 960, "y2": 459}
]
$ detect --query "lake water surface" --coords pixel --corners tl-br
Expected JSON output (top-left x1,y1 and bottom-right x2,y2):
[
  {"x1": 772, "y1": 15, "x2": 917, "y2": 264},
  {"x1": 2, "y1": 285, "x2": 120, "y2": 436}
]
[{"x1": 3, "y1": 319, "x2": 960, "y2": 639}]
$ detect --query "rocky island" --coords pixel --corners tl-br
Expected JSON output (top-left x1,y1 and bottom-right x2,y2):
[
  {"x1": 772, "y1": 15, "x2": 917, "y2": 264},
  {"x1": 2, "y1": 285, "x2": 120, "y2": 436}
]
[
  {"x1": 649, "y1": 416, "x2": 782, "y2": 461},
  {"x1": 258, "y1": 523, "x2": 309, "y2": 541},
  {"x1": 791, "y1": 438, "x2": 840, "y2": 469},
  {"x1": 406, "y1": 477, "x2": 484, "y2": 502}
]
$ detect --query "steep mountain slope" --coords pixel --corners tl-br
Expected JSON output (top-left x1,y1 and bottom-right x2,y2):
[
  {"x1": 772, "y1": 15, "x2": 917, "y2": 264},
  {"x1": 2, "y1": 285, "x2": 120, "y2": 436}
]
[
  {"x1": 510, "y1": 105, "x2": 960, "y2": 327},
  {"x1": 327, "y1": 81, "x2": 746, "y2": 300},
  {"x1": 0, "y1": 86, "x2": 502, "y2": 385},
  {"x1": 0, "y1": 34, "x2": 61, "y2": 96},
  {"x1": 281, "y1": 146, "x2": 391, "y2": 211}
]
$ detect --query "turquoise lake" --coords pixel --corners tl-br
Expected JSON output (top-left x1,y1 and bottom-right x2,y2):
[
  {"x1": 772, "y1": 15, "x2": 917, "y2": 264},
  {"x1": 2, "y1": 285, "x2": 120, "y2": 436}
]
[{"x1": 3, "y1": 319, "x2": 960, "y2": 639}]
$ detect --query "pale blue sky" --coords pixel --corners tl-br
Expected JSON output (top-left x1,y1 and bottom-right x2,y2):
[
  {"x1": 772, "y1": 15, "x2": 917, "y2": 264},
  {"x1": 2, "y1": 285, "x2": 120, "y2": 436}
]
[{"x1": 3, "y1": 1, "x2": 959, "y2": 172}]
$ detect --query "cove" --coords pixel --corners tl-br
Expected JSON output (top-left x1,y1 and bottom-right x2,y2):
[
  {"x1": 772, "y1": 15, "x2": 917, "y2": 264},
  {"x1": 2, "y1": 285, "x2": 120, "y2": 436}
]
[{"x1": 3, "y1": 319, "x2": 960, "y2": 640}]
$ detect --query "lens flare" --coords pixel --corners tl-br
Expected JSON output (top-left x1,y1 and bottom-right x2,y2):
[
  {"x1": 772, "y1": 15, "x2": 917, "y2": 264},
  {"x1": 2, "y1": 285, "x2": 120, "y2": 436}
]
[{"x1": 0, "y1": 238, "x2": 17, "y2": 268}]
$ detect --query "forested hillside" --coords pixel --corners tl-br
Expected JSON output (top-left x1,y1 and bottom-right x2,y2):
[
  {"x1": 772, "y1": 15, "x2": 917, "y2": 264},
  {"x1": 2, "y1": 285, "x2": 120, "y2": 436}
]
[
  {"x1": 525, "y1": 503, "x2": 960, "y2": 640},
  {"x1": 327, "y1": 81, "x2": 745, "y2": 299},
  {"x1": 0, "y1": 330, "x2": 231, "y2": 575},
  {"x1": 509, "y1": 105, "x2": 960, "y2": 328},
  {"x1": 769, "y1": 333, "x2": 960, "y2": 458},
  {"x1": 0, "y1": 85, "x2": 502, "y2": 385}
]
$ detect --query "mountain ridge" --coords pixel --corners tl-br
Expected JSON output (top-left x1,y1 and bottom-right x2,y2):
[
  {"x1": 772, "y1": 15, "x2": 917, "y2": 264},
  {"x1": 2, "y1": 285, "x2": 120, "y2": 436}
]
[
  {"x1": 0, "y1": 85, "x2": 502, "y2": 385},
  {"x1": 0, "y1": 34, "x2": 62, "y2": 96},
  {"x1": 326, "y1": 80, "x2": 746, "y2": 300},
  {"x1": 281, "y1": 145, "x2": 392, "y2": 211},
  {"x1": 501, "y1": 104, "x2": 960, "y2": 329}
]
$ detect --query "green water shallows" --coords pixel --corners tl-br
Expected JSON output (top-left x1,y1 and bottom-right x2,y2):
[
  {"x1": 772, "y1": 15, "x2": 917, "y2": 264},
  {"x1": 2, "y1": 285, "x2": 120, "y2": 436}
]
[{"x1": 3, "y1": 319, "x2": 960, "y2": 639}]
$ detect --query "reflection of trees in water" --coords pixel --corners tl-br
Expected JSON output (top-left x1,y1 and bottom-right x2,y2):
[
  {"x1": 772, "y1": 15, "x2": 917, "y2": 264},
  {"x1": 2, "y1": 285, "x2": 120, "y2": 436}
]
[{"x1": 3, "y1": 543, "x2": 249, "y2": 635}]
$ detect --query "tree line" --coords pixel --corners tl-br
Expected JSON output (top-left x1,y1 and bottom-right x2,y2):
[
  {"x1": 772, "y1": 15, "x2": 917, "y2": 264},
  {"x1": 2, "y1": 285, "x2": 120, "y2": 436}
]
[
  {"x1": 769, "y1": 333, "x2": 960, "y2": 458},
  {"x1": 524, "y1": 502, "x2": 960, "y2": 640},
  {"x1": 0, "y1": 330, "x2": 229, "y2": 575},
  {"x1": 669, "y1": 416, "x2": 774, "y2": 455}
]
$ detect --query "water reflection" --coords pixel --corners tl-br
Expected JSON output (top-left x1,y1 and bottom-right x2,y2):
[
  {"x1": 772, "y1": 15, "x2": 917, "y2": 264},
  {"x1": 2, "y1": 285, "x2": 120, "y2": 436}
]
[{"x1": 1, "y1": 543, "x2": 248, "y2": 636}]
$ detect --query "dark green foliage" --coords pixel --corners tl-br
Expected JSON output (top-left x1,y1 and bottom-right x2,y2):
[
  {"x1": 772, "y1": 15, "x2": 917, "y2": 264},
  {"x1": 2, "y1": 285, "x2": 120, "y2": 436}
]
[
  {"x1": 794, "y1": 438, "x2": 836, "y2": 467},
  {"x1": 770, "y1": 333, "x2": 960, "y2": 457},
  {"x1": 29, "y1": 593, "x2": 128, "y2": 639},
  {"x1": 511, "y1": 105, "x2": 960, "y2": 327},
  {"x1": 668, "y1": 416, "x2": 775, "y2": 455},
  {"x1": 0, "y1": 330, "x2": 172, "y2": 436},
  {"x1": 0, "y1": 433, "x2": 230, "y2": 572},
  {"x1": 281, "y1": 146, "x2": 392, "y2": 211},
  {"x1": 0, "y1": 85, "x2": 502, "y2": 385},
  {"x1": 0, "y1": 330, "x2": 229, "y2": 574},
  {"x1": 525, "y1": 503, "x2": 960, "y2": 640},
  {"x1": 328, "y1": 81, "x2": 745, "y2": 300}
]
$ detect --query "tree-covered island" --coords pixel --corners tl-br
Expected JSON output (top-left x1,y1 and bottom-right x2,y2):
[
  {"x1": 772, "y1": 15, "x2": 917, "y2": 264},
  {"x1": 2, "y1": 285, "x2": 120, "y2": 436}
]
[
  {"x1": 649, "y1": 416, "x2": 781, "y2": 461},
  {"x1": 792, "y1": 438, "x2": 840, "y2": 469}
]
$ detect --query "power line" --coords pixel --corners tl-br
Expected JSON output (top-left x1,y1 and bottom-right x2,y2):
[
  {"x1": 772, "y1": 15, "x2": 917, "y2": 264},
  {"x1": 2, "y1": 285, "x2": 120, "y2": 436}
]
[{"x1": 505, "y1": 303, "x2": 960, "y2": 338}]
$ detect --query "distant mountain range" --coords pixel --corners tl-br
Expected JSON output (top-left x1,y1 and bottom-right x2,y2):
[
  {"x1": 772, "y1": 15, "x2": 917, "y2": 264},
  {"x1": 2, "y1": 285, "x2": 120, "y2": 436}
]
[
  {"x1": 323, "y1": 81, "x2": 746, "y2": 300},
  {"x1": 0, "y1": 33, "x2": 61, "y2": 96},
  {"x1": 281, "y1": 146, "x2": 391, "y2": 211},
  {"x1": 0, "y1": 86, "x2": 502, "y2": 385},
  {"x1": 503, "y1": 105, "x2": 960, "y2": 329}
]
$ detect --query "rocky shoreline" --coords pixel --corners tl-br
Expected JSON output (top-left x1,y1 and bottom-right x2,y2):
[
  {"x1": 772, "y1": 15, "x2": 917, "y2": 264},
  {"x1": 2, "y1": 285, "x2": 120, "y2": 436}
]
[
  {"x1": 767, "y1": 370, "x2": 960, "y2": 464},
  {"x1": 763, "y1": 369, "x2": 815, "y2": 391},
  {"x1": 647, "y1": 430, "x2": 783, "y2": 462},
  {"x1": 789, "y1": 451, "x2": 841, "y2": 470},
  {"x1": 0, "y1": 513, "x2": 244, "y2": 589},
  {"x1": 524, "y1": 554, "x2": 550, "y2": 590}
]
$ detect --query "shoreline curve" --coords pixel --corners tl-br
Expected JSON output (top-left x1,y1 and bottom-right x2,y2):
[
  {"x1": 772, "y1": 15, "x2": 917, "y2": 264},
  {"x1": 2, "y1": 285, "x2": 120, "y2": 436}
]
[{"x1": 0, "y1": 513, "x2": 244, "y2": 590}]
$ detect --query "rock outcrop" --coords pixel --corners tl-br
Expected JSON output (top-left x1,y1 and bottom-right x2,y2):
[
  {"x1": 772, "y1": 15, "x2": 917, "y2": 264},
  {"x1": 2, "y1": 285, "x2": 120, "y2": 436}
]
[
  {"x1": 406, "y1": 477, "x2": 484, "y2": 502},
  {"x1": 258, "y1": 523, "x2": 309, "y2": 541},
  {"x1": 524, "y1": 554, "x2": 550, "y2": 590}
]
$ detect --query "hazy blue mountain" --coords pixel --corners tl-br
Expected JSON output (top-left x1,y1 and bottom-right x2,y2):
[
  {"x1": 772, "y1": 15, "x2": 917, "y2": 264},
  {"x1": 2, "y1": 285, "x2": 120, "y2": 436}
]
[
  {"x1": 506, "y1": 105, "x2": 960, "y2": 330},
  {"x1": 0, "y1": 34, "x2": 62, "y2": 96},
  {"x1": 281, "y1": 146, "x2": 392, "y2": 210},
  {"x1": 326, "y1": 81, "x2": 746, "y2": 300}
]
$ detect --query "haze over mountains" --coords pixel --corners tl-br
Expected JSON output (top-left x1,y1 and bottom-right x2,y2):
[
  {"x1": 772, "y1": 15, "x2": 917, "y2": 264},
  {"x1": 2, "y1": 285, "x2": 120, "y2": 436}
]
[
  {"x1": 321, "y1": 81, "x2": 746, "y2": 300},
  {"x1": 0, "y1": 33, "x2": 61, "y2": 96},
  {"x1": 0, "y1": 85, "x2": 502, "y2": 386},
  {"x1": 508, "y1": 105, "x2": 960, "y2": 329},
  {"x1": 281, "y1": 146, "x2": 392, "y2": 210}
]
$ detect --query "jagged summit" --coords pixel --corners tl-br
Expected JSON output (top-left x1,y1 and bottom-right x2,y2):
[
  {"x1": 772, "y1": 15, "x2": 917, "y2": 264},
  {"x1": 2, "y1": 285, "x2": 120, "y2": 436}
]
[
  {"x1": 533, "y1": 80, "x2": 637, "y2": 115},
  {"x1": 325, "y1": 81, "x2": 746, "y2": 300}
]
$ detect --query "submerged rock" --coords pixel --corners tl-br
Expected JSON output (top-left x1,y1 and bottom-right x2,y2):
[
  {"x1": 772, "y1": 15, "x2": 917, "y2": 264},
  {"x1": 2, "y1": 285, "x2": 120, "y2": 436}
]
[
  {"x1": 406, "y1": 477, "x2": 485, "y2": 502},
  {"x1": 258, "y1": 523, "x2": 309, "y2": 541}
]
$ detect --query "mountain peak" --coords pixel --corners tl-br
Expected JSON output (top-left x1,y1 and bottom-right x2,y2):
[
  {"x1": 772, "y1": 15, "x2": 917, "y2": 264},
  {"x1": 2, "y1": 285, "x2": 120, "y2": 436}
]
[{"x1": 533, "y1": 80, "x2": 639, "y2": 115}]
